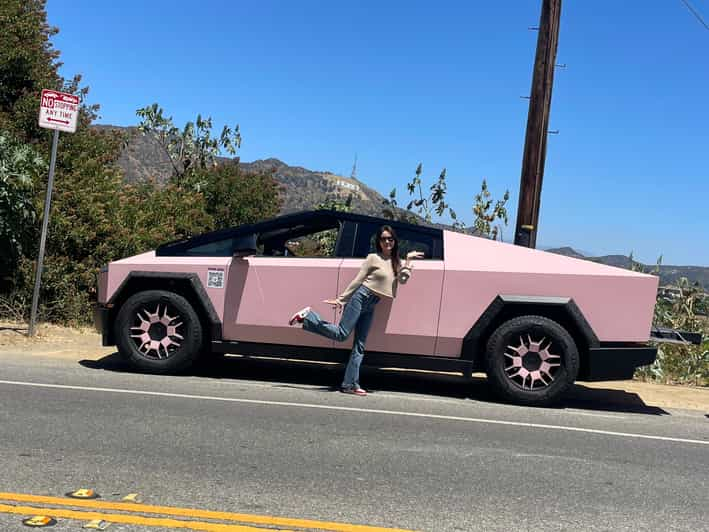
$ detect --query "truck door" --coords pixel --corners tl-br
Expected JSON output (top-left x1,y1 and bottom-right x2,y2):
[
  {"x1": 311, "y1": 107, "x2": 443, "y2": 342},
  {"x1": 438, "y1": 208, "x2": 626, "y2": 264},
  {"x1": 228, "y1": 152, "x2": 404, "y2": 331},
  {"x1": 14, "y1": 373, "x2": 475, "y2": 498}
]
[{"x1": 222, "y1": 217, "x2": 345, "y2": 348}]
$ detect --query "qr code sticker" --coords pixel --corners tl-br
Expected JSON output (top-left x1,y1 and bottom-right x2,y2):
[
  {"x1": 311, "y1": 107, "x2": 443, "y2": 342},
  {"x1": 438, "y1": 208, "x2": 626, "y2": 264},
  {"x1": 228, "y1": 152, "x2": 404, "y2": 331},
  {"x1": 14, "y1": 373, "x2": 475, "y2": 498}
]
[{"x1": 207, "y1": 269, "x2": 224, "y2": 289}]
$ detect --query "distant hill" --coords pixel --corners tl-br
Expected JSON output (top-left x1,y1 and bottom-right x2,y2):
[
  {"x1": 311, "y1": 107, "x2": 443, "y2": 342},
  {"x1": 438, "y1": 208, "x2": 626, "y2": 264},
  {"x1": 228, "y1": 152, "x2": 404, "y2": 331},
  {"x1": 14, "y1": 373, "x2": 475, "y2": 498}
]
[
  {"x1": 544, "y1": 246, "x2": 586, "y2": 259},
  {"x1": 239, "y1": 158, "x2": 387, "y2": 217},
  {"x1": 97, "y1": 125, "x2": 387, "y2": 217},
  {"x1": 546, "y1": 247, "x2": 709, "y2": 290}
]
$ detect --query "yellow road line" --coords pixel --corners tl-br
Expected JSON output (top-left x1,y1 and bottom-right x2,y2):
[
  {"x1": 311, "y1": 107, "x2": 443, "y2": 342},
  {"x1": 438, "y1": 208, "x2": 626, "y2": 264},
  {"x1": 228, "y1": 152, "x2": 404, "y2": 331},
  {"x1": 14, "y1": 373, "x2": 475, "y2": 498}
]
[
  {"x1": 0, "y1": 503, "x2": 290, "y2": 531},
  {"x1": 0, "y1": 493, "x2": 416, "y2": 532}
]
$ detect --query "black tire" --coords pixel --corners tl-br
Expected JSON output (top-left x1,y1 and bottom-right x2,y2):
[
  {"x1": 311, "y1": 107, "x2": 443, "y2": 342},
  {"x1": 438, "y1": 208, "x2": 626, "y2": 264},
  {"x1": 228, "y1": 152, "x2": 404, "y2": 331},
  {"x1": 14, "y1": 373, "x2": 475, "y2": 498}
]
[
  {"x1": 115, "y1": 290, "x2": 203, "y2": 373},
  {"x1": 485, "y1": 315, "x2": 579, "y2": 406}
]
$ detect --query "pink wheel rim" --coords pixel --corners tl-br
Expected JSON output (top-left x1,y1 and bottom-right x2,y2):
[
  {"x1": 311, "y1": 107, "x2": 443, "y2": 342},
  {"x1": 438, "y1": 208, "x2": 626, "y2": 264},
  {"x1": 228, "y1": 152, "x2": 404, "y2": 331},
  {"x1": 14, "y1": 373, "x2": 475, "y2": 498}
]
[
  {"x1": 504, "y1": 334, "x2": 561, "y2": 390},
  {"x1": 130, "y1": 304, "x2": 184, "y2": 359}
]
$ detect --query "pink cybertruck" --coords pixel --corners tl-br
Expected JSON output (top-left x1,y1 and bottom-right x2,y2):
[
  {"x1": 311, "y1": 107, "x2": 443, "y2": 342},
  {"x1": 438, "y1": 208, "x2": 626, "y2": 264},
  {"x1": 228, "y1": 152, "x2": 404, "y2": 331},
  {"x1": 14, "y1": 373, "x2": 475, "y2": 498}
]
[{"x1": 95, "y1": 210, "x2": 698, "y2": 406}]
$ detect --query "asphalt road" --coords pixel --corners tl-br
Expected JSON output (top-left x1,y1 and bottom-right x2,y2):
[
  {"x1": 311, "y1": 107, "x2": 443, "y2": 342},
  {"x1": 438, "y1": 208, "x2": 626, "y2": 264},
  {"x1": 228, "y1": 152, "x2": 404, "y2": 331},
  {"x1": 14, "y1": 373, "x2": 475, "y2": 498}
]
[{"x1": 0, "y1": 351, "x2": 707, "y2": 531}]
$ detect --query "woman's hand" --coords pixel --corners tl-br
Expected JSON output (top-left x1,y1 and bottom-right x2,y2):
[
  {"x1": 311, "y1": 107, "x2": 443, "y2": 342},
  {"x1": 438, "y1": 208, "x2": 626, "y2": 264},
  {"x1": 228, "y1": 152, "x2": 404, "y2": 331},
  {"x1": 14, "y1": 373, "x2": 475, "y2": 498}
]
[
  {"x1": 406, "y1": 251, "x2": 425, "y2": 261},
  {"x1": 323, "y1": 299, "x2": 343, "y2": 309}
]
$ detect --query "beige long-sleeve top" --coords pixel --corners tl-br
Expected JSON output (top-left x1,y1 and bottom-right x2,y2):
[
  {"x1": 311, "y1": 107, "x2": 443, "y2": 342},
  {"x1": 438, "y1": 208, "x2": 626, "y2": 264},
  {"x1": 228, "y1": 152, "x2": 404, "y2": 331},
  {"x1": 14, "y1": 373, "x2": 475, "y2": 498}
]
[{"x1": 337, "y1": 253, "x2": 413, "y2": 303}]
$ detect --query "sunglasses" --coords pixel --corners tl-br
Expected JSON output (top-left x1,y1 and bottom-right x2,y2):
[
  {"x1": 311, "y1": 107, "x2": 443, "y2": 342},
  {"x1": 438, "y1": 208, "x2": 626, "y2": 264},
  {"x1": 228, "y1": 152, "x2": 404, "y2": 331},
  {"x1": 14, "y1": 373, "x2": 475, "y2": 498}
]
[{"x1": 380, "y1": 236, "x2": 395, "y2": 242}]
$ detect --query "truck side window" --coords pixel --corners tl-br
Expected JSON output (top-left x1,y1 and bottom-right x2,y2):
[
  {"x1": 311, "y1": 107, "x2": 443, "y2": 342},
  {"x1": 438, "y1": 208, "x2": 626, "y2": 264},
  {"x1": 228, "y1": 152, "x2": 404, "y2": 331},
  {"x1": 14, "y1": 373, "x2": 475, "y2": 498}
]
[
  {"x1": 353, "y1": 223, "x2": 443, "y2": 259},
  {"x1": 258, "y1": 222, "x2": 341, "y2": 258}
]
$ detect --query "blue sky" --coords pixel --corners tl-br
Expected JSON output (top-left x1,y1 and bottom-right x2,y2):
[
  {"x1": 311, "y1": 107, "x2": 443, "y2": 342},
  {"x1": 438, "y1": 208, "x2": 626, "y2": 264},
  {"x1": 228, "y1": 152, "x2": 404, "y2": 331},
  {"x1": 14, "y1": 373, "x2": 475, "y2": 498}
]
[{"x1": 46, "y1": 1, "x2": 708, "y2": 265}]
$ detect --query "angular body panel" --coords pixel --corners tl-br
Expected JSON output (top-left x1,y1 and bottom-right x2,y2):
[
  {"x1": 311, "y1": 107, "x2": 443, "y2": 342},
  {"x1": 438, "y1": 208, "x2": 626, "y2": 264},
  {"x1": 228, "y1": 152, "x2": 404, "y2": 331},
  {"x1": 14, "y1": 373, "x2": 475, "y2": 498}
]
[
  {"x1": 223, "y1": 256, "x2": 339, "y2": 347},
  {"x1": 436, "y1": 231, "x2": 658, "y2": 355},
  {"x1": 102, "y1": 251, "x2": 230, "y2": 322}
]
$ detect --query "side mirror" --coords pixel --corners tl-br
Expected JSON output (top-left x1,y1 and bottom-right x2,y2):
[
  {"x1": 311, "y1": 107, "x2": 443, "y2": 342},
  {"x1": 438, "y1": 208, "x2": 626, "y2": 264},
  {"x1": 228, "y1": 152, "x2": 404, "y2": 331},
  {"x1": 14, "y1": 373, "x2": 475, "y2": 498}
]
[{"x1": 232, "y1": 234, "x2": 258, "y2": 258}]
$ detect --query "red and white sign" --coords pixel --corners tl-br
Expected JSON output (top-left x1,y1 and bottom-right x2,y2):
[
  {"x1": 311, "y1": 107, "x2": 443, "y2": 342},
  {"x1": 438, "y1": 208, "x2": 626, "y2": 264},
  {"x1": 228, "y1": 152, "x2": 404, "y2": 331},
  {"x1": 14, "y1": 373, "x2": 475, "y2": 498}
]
[{"x1": 38, "y1": 89, "x2": 79, "y2": 133}]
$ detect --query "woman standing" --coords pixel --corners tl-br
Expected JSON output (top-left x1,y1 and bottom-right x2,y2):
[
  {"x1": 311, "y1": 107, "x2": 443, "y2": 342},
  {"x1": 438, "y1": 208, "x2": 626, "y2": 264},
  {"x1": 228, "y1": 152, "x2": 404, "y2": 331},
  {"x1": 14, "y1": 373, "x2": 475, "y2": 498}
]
[{"x1": 288, "y1": 225, "x2": 423, "y2": 396}]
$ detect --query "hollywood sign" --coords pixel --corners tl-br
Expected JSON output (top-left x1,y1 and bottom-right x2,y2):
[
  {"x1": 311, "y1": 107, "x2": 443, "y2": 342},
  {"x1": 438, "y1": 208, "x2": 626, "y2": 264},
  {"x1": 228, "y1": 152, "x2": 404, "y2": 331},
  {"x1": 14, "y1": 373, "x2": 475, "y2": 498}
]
[{"x1": 336, "y1": 180, "x2": 360, "y2": 191}]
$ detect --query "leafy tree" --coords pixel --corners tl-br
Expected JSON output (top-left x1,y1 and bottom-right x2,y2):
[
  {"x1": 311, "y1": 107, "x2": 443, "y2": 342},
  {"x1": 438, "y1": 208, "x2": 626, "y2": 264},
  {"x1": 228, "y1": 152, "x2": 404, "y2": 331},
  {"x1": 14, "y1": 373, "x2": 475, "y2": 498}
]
[
  {"x1": 628, "y1": 256, "x2": 708, "y2": 386},
  {"x1": 695, "y1": 294, "x2": 708, "y2": 317},
  {"x1": 316, "y1": 193, "x2": 353, "y2": 213},
  {"x1": 383, "y1": 163, "x2": 510, "y2": 240},
  {"x1": 0, "y1": 130, "x2": 45, "y2": 288},
  {"x1": 1, "y1": 1, "x2": 111, "y2": 321},
  {"x1": 136, "y1": 103, "x2": 241, "y2": 181},
  {"x1": 471, "y1": 179, "x2": 510, "y2": 241},
  {"x1": 381, "y1": 189, "x2": 419, "y2": 223},
  {"x1": 115, "y1": 181, "x2": 213, "y2": 257},
  {"x1": 184, "y1": 162, "x2": 282, "y2": 230},
  {"x1": 402, "y1": 164, "x2": 450, "y2": 223},
  {"x1": 0, "y1": 0, "x2": 61, "y2": 141},
  {"x1": 640, "y1": 277, "x2": 709, "y2": 386},
  {"x1": 136, "y1": 103, "x2": 282, "y2": 231},
  {"x1": 381, "y1": 164, "x2": 440, "y2": 224}
]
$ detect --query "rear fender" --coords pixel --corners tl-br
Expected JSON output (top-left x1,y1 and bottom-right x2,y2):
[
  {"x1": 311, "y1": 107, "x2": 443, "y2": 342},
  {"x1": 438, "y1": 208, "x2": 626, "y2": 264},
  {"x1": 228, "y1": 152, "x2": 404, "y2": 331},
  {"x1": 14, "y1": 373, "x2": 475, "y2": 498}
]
[{"x1": 461, "y1": 295, "x2": 600, "y2": 376}]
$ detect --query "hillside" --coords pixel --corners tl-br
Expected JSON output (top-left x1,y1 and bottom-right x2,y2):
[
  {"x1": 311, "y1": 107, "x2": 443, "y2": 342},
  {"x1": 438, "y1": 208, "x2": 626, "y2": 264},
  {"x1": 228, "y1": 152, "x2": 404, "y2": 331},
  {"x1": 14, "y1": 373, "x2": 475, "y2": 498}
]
[
  {"x1": 98, "y1": 125, "x2": 387, "y2": 216},
  {"x1": 546, "y1": 247, "x2": 709, "y2": 290},
  {"x1": 239, "y1": 158, "x2": 387, "y2": 217}
]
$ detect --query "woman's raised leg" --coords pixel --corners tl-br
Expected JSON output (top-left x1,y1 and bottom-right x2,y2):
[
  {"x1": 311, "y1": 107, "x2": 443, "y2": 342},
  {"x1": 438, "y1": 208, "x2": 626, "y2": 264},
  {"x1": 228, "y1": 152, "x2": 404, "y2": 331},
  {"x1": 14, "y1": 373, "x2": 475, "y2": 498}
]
[{"x1": 302, "y1": 290, "x2": 364, "y2": 342}]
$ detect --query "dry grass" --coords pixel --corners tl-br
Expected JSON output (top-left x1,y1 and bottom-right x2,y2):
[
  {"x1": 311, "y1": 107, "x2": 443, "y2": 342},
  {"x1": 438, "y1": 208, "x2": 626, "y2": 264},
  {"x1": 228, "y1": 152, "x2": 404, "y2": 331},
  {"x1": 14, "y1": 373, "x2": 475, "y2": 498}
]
[{"x1": 0, "y1": 320, "x2": 99, "y2": 348}]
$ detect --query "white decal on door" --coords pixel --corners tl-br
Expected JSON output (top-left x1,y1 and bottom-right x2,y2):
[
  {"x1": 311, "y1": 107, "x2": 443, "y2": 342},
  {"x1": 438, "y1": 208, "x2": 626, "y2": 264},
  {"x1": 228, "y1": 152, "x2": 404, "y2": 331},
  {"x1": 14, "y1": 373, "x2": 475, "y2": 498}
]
[{"x1": 207, "y1": 269, "x2": 225, "y2": 289}]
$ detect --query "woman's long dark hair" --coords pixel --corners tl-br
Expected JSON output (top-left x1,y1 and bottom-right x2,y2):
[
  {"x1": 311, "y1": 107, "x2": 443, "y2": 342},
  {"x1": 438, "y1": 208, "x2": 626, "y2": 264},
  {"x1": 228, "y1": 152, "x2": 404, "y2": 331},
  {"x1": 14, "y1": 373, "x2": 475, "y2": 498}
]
[{"x1": 375, "y1": 225, "x2": 401, "y2": 274}]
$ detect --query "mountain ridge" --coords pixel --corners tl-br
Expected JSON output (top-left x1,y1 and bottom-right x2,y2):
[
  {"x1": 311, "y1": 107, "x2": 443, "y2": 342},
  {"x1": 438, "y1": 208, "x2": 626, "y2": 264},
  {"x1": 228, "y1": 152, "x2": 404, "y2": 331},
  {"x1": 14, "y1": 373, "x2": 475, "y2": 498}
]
[
  {"x1": 546, "y1": 247, "x2": 708, "y2": 289},
  {"x1": 96, "y1": 125, "x2": 387, "y2": 217}
]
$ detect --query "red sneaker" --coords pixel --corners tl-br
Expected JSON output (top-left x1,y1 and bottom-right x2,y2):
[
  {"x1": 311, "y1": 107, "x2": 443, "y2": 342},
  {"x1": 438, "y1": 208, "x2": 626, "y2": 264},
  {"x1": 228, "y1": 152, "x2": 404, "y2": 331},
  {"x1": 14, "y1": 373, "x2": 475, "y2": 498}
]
[
  {"x1": 341, "y1": 387, "x2": 367, "y2": 396},
  {"x1": 288, "y1": 306, "x2": 311, "y2": 326}
]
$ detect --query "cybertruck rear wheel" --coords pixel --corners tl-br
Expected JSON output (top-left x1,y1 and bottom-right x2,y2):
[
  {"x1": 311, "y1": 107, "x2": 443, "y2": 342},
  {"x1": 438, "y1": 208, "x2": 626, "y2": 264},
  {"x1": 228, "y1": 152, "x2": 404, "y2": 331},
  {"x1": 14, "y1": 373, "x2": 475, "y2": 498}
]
[
  {"x1": 485, "y1": 315, "x2": 579, "y2": 406},
  {"x1": 115, "y1": 290, "x2": 203, "y2": 373}
]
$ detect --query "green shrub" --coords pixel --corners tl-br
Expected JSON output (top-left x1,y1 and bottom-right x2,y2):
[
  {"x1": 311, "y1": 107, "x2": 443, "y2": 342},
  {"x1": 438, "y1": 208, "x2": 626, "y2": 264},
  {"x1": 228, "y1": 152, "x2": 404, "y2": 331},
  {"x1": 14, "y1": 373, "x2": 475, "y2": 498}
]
[
  {"x1": 383, "y1": 164, "x2": 510, "y2": 239},
  {"x1": 635, "y1": 277, "x2": 709, "y2": 386},
  {"x1": 184, "y1": 163, "x2": 282, "y2": 230},
  {"x1": 0, "y1": 130, "x2": 45, "y2": 290},
  {"x1": 638, "y1": 341, "x2": 709, "y2": 386}
]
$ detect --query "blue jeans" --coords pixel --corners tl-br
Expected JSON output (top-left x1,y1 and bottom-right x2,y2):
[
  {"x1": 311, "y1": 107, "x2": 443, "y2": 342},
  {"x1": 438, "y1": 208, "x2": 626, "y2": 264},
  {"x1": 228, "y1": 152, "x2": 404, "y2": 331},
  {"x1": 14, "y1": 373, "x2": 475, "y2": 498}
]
[{"x1": 302, "y1": 285, "x2": 380, "y2": 389}]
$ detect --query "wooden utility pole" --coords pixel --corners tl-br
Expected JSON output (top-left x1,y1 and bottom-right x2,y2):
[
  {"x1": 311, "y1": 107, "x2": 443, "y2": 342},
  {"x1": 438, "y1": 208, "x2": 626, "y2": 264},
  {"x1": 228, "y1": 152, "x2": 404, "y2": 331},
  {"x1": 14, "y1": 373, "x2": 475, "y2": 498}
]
[{"x1": 514, "y1": 0, "x2": 562, "y2": 248}]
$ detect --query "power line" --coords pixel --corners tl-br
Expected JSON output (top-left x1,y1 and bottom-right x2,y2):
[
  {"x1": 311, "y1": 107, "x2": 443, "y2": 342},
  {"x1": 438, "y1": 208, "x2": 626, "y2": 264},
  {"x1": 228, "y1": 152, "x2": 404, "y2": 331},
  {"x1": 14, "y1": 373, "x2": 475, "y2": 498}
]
[{"x1": 680, "y1": 0, "x2": 709, "y2": 30}]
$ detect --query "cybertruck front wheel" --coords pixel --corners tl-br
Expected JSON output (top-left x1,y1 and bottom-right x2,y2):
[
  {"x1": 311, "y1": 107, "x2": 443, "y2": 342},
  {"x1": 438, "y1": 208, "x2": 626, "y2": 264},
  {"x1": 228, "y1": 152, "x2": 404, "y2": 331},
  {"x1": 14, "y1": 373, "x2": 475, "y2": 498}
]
[
  {"x1": 115, "y1": 290, "x2": 203, "y2": 373},
  {"x1": 485, "y1": 315, "x2": 579, "y2": 406}
]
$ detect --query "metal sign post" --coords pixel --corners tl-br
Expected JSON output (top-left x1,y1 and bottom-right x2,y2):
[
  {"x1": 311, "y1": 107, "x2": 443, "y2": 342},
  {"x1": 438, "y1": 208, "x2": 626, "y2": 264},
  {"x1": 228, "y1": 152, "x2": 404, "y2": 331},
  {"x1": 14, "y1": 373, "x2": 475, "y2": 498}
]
[
  {"x1": 28, "y1": 90, "x2": 79, "y2": 336},
  {"x1": 28, "y1": 130, "x2": 59, "y2": 337}
]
